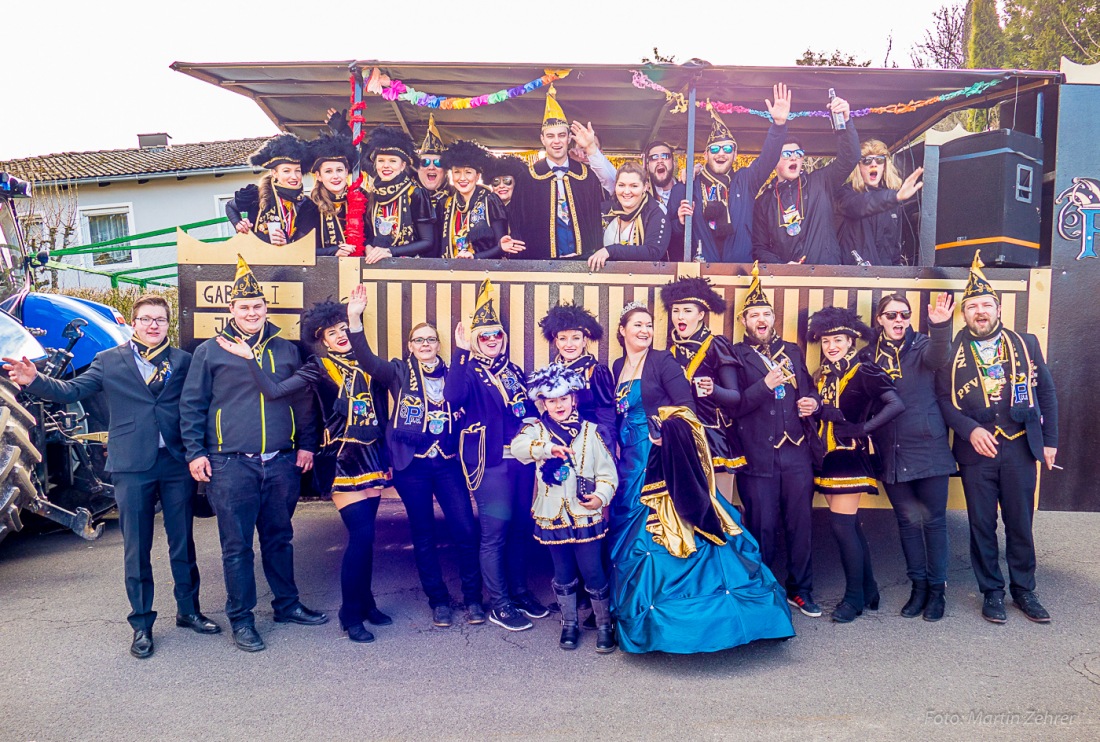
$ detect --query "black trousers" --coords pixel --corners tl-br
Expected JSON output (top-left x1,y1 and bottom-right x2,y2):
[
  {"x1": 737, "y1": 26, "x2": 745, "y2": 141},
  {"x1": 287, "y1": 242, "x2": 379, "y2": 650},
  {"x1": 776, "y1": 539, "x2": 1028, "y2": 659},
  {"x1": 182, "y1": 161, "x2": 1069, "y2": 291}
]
[
  {"x1": 206, "y1": 452, "x2": 301, "y2": 629},
  {"x1": 883, "y1": 475, "x2": 949, "y2": 585},
  {"x1": 736, "y1": 441, "x2": 815, "y2": 599},
  {"x1": 392, "y1": 456, "x2": 483, "y2": 608},
  {"x1": 113, "y1": 448, "x2": 200, "y2": 631},
  {"x1": 958, "y1": 437, "x2": 1038, "y2": 599},
  {"x1": 469, "y1": 458, "x2": 535, "y2": 609}
]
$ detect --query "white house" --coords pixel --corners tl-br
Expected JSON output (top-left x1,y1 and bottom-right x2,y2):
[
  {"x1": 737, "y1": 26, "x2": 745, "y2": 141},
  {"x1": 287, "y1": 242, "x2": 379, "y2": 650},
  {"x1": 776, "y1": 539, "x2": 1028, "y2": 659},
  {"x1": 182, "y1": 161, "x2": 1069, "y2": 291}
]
[{"x1": 0, "y1": 134, "x2": 271, "y2": 288}]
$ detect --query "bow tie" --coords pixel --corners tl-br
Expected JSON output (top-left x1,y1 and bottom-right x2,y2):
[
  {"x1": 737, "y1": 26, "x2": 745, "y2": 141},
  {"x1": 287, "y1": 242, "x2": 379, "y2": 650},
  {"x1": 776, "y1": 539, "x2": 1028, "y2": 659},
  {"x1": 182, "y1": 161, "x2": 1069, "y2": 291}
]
[{"x1": 551, "y1": 166, "x2": 569, "y2": 174}]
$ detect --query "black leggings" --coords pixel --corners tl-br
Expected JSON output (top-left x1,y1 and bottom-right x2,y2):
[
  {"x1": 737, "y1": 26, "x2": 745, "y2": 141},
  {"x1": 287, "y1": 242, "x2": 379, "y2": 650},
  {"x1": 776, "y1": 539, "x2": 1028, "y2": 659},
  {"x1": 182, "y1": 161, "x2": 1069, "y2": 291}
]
[{"x1": 549, "y1": 540, "x2": 608, "y2": 593}]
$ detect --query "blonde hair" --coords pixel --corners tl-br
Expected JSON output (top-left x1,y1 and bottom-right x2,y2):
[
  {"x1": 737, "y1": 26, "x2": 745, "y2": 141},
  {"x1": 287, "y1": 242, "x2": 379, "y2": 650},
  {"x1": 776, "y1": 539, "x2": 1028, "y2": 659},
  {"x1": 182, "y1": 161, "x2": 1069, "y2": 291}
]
[
  {"x1": 848, "y1": 139, "x2": 903, "y2": 193},
  {"x1": 310, "y1": 172, "x2": 347, "y2": 218},
  {"x1": 407, "y1": 322, "x2": 438, "y2": 342}
]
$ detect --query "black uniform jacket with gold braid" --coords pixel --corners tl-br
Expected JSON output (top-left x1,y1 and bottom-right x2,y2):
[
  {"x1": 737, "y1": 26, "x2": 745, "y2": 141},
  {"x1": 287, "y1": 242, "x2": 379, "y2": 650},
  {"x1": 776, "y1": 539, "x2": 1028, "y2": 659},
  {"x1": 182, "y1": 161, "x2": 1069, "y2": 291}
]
[
  {"x1": 516, "y1": 158, "x2": 604, "y2": 260},
  {"x1": 440, "y1": 185, "x2": 510, "y2": 258},
  {"x1": 180, "y1": 321, "x2": 318, "y2": 460},
  {"x1": 937, "y1": 327, "x2": 1058, "y2": 466},
  {"x1": 603, "y1": 196, "x2": 671, "y2": 262},
  {"x1": 347, "y1": 329, "x2": 462, "y2": 472},
  {"x1": 296, "y1": 196, "x2": 349, "y2": 256},
  {"x1": 444, "y1": 348, "x2": 538, "y2": 489},
  {"x1": 365, "y1": 173, "x2": 437, "y2": 256}
]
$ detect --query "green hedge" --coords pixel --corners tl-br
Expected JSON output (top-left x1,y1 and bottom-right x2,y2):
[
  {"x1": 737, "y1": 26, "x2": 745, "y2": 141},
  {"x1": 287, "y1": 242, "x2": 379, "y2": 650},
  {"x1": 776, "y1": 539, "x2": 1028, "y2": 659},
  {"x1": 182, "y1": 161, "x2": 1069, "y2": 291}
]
[{"x1": 50, "y1": 287, "x2": 181, "y2": 345}]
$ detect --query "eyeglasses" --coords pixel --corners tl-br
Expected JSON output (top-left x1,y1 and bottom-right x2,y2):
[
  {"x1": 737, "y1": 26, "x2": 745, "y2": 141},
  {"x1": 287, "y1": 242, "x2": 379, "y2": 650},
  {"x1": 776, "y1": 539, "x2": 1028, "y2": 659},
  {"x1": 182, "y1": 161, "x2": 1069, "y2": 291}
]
[
  {"x1": 881, "y1": 311, "x2": 912, "y2": 320},
  {"x1": 781, "y1": 149, "x2": 805, "y2": 159},
  {"x1": 421, "y1": 158, "x2": 442, "y2": 168},
  {"x1": 410, "y1": 336, "x2": 439, "y2": 345},
  {"x1": 647, "y1": 153, "x2": 672, "y2": 161},
  {"x1": 708, "y1": 144, "x2": 735, "y2": 155},
  {"x1": 134, "y1": 317, "x2": 169, "y2": 327},
  {"x1": 478, "y1": 329, "x2": 504, "y2": 341},
  {"x1": 860, "y1": 155, "x2": 888, "y2": 166},
  {"x1": 490, "y1": 176, "x2": 514, "y2": 187}
]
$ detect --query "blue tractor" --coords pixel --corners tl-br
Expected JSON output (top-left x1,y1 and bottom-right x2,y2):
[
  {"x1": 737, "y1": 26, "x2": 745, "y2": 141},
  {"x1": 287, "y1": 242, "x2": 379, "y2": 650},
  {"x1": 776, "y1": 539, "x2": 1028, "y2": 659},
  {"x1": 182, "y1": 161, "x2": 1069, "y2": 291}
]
[{"x1": 0, "y1": 172, "x2": 132, "y2": 544}]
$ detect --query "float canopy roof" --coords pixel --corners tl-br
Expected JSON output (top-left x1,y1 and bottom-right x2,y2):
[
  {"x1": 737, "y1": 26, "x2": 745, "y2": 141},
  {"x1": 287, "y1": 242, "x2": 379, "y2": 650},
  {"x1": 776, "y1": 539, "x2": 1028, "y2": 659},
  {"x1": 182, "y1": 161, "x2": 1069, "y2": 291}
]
[{"x1": 171, "y1": 60, "x2": 1061, "y2": 155}]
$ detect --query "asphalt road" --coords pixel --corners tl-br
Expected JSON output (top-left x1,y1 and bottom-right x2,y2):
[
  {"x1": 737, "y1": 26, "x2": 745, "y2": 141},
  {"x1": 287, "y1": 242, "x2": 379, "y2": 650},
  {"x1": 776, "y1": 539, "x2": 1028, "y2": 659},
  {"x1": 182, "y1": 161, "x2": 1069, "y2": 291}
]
[{"x1": 2, "y1": 500, "x2": 1098, "y2": 741}]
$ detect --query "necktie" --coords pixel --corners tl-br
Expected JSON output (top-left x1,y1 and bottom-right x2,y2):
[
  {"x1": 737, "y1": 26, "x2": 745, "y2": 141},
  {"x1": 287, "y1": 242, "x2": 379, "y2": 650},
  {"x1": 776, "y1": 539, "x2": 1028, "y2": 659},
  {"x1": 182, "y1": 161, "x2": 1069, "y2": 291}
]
[{"x1": 551, "y1": 166, "x2": 569, "y2": 174}]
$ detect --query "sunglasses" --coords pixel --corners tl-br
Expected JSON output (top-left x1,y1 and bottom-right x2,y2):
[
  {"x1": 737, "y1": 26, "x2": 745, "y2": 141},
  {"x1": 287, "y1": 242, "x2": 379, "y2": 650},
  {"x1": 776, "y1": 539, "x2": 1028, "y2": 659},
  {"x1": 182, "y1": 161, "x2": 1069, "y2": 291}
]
[
  {"x1": 781, "y1": 149, "x2": 805, "y2": 159},
  {"x1": 410, "y1": 336, "x2": 439, "y2": 345},
  {"x1": 708, "y1": 144, "x2": 735, "y2": 155},
  {"x1": 860, "y1": 155, "x2": 888, "y2": 166},
  {"x1": 647, "y1": 153, "x2": 672, "y2": 161},
  {"x1": 421, "y1": 158, "x2": 442, "y2": 168},
  {"x1": 490, "y1": 176, "x2": 515, "y2": 187},
  {"x1": 881, "y1": 310, "x2": 912, "y2": 320},
  {"x1": 478, "y1": 329, "x2": 504, "y2": 341}
]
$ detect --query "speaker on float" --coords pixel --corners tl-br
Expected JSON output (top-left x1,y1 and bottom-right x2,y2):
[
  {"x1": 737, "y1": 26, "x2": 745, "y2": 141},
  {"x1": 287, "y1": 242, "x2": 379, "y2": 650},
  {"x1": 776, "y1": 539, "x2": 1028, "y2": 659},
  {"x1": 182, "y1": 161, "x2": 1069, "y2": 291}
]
[{"x1": 934, "y1": 128, "x2": 1042, "y2": 268}]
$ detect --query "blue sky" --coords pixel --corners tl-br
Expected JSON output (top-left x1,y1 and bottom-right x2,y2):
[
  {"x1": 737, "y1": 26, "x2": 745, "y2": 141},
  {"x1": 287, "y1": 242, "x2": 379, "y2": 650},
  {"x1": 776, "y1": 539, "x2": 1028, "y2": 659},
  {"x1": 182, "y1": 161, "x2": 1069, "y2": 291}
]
[{"x1": 4, "y1": 0, "x2": 958, "y2": 159}]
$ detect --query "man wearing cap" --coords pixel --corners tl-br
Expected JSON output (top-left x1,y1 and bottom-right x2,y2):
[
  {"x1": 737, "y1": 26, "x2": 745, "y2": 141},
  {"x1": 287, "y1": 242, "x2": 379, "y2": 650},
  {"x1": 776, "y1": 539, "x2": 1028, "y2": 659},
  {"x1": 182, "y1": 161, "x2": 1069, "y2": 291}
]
[
  {"x1": 179, "y1": 256, "x2": 323, "y2": 652},
  {"x1": 225, "y1": 134, "x2": 310, "y2": 246},
  {"x1": 938, "y1": 252, "x2": 1058, "y2": 624},
  {"x1": 731, "y1": 263, "x2": 823, "y2": 618},
  {"x1": 674, "y1": 86, "x2": 792, "y2": 264},
  {"x1": 515, "y1": 85, "x2": 604, "y2": 260}
]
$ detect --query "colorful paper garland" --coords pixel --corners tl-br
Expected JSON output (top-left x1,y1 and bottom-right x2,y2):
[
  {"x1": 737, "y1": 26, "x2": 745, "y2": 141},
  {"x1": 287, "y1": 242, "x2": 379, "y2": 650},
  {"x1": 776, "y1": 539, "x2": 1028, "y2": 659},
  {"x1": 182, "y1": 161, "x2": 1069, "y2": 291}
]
[
  {"x1": 630, "y1": 69, "x2": 1002, "y2": 121},
  {"x1": 378, "y1": 69, "x2": 571, "y2": 109}
]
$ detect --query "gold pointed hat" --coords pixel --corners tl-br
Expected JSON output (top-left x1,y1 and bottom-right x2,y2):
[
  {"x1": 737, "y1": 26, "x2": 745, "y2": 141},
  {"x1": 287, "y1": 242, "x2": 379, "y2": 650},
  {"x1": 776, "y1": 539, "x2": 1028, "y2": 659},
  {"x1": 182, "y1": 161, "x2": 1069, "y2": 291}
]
[
  {"x1": 228, "y1": 254, "x2": 264, "y2": 303},
  {"x1": 740, "y1": 262, "x2": 771, "y2": 312},
  {"x1": 706, "y1": 108, "x2": 736, "y2": 147},
  {"x1": 470, "y1": 278, "x2": 502, "y2": 330},
  {"x1": 542, "y1": 84, "x2": 568, "y2": 129},
  {"x1": 962, "y1": 250, "x2": 998, "y2": 305},
  {"x1": 419, "y1": 114, "x2": 445, "y2": 157}
]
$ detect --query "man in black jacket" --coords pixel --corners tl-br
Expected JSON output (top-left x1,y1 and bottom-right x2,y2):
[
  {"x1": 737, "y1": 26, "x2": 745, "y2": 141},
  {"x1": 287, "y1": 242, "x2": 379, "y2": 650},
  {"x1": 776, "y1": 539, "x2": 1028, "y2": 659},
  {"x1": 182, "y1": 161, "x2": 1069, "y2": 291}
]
[
  {"x1": 938, "y1": 253, "x2": 1058, "y2": 624},
  {"x1": 752, "y1": 96, "x2": 859, "y2": 265},
  {"x1": 180, "y1": 256, "x2": 322, "y2": 652},
  {"x1": 731, "y1": 265, "x2": 823, "y2": 617},
  {"x1": 5, "y1": 295, "x2": 220, "y2": 659}
]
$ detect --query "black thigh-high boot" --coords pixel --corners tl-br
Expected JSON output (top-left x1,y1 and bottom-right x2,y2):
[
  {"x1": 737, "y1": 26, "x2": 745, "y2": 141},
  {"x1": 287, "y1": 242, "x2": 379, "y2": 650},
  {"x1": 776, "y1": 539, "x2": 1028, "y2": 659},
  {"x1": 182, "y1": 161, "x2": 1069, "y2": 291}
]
[
  {"x1": 829, "y1": 511, "x2": 865, "y2": 622},
  {"x1": 855, "y1": 518, "x2": 879, "y2": 610},
  {"x1": 338, "y1": 498, "x2": 380, "y2": 642}
]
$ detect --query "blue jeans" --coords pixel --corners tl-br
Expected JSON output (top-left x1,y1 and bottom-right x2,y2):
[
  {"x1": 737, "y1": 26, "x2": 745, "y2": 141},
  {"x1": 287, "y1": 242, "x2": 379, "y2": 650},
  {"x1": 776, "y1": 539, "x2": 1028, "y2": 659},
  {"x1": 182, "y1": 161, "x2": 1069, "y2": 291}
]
[
  {"x1": 392, "y1": 456, "x2": 483, "y2": 608},
  {"x1": 470, "y1": 458, "x2": 535, "y2": 609},
  {"x1": 883, "y1": 475, "x2": 949, "y2": 585},
  {"x1": 206, "y1": 452, "x2": 301, "y2": 629}
]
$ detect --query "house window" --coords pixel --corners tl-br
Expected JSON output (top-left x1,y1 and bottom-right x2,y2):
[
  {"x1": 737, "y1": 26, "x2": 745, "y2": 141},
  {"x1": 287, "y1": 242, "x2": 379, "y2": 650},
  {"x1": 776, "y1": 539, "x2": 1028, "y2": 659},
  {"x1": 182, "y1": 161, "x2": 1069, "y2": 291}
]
[
  {"x1": 17, "y1": 214, "x2": 44, "y2": 252},
  {"x1": 215, "y1": 195, "x2": 234, "y2": 238},
  {"x1": 83, "y1": 208, "x2": 133, "y2": 266}
]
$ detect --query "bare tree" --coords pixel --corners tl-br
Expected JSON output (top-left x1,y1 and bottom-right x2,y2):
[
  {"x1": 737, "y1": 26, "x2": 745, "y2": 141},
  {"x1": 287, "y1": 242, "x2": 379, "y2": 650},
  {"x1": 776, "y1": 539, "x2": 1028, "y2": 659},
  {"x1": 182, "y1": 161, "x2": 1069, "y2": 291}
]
[
  {"x1": 13, "y1": 178, "x2": 80, "y2": 289},
  {"x1": 911, "y1": 2, "x2": 968, "y2": 69},
  {"x1": 642, "y1": 48, "x2": 677, "y2": 64}
]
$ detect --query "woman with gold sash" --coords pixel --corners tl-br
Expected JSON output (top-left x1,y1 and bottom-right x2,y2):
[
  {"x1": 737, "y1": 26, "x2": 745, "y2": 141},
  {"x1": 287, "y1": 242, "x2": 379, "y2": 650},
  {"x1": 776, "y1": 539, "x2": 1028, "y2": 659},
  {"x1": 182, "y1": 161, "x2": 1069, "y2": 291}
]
[
  {"x1": 608, "y1": 302, "x2": 794, "y2": 654},
  {"x1": 808, "y1": 306, "x2": 905, "y2": 624},
  {"x1": 362, "y1": 125, "x2": 436, "y2": 263},
  {"x1": 587, "y1": 162, "x2": 671, "y2": 272},
  {"x1": 216, "y1": 300, "x2": 393, "y2": 645},
  {"x1": 297, "y1": 128, "x2": 360, "y2": 256},
  {"x1": 438, "y1": 140, "x2": 524, "y2": 259}
]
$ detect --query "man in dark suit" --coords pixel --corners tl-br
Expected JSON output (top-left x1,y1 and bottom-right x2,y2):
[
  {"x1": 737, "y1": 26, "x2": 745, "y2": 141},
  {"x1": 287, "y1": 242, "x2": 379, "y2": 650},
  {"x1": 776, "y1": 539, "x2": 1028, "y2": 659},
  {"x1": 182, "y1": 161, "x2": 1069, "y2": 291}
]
[
  {"x1": 730, "y1": 264, "x2": 823, "y2": 618},
  {"x1": 4, "y1": 295, "x2": 220, "y2": 659},
  {"x1": 938, "y1": 253, "x2": 1058, "y2": 624}
]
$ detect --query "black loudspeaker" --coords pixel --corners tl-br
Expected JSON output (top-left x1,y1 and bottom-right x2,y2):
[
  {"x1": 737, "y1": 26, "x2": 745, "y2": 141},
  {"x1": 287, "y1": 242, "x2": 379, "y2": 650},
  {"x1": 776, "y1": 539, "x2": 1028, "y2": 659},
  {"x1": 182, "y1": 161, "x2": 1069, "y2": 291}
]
[{"x1": 935, "y1": 129, "x2": 1042, "y2": 267}]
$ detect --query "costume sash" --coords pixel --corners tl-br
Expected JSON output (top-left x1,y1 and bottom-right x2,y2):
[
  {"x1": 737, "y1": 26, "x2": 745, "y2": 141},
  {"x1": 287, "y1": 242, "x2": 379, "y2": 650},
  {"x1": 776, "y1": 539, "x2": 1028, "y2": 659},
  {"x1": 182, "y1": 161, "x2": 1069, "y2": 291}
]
[
  {"x1": 670, "y1": 325, "x2": 714, "y2": 381},
  {"x1": 872, "y1": 328, "x2": 911, "y2": 381},
  {"x1": 321, "y1": 350, "x2": 379, "y2": 431},
  {"x1": 816, "y1": 350, "x2": 860, "y2": 453},
  {"x1": 131, "y1": 336, "x2": 172, "y2": 396},
  {"x1": 949, "y1": 326, "x2": 1037, "y2": 428},
  {"x1": 370, "y1": 173, "x2": 417, "y2": 247},
  {"x1": 394, "y1": 356, "x2": 454, "y2": 437}
]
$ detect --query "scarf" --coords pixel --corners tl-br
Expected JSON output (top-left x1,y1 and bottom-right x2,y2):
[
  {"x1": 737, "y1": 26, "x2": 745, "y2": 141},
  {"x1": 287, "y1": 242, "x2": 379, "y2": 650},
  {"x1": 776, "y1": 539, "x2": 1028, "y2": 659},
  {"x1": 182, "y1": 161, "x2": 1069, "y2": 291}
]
[
  {"x1": 700, "y1": 168, "x2": 730, "y2": 209},
  {"x1": 538, "y1": 411, "x2": 583, "y2": 488},
  {"x1": 816, "y1": 349, "x2": 860, "y2": 452},
  {"x1": 557, "y1": 352, "x2": 597, "y2": 385},
  {"x1": 131, "y1": 336, "x2": 172, "y2": 397},
  {"x1": 221, "y1": 319, "x2": 279, "y2": 364},
  {"x1": 320, "y1": 349, "x2": 379, "y2": 436},
  {"x1": 393, "y1": 355, "x2": 455, "y2": 440},
  {"x1": 255, "y1": 174, "x2": 302, "y2": 240},
  {"x1": 949, "y1": 325, "x2": 1038, "y2": 428},
  {"x1": 319, "y1": 194, "x2": 347, "y2": 249},
  {"x1": 670, "y1": 324, "x2": 714, "y2": 381},
  {"x1": 471, "y1": 336, "x2": 530, "y2": 419},
  {"x1": 873, "y1": 328, "x2": 912, "y2": 381},
  {"x1": 443, "y1": 187, "x2": 489, "y2": 258},
  {"x1": 369, "y1": 172, "x2": 417, "y2": 248}
]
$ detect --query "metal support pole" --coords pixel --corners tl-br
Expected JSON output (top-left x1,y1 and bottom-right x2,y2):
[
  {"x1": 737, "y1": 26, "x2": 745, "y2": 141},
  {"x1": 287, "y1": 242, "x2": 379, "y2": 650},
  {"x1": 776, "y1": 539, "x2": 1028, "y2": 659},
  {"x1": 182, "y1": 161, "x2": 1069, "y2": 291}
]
[
  {"x1": 682, "y1": 83, "x2": 698, "y2": 262},
  {"x1": 1035, "y1": 91, "x2": 1044, "y2": 141},
  {"x1": 349, "y1": 63, "x2": 365, "y2": 183}
]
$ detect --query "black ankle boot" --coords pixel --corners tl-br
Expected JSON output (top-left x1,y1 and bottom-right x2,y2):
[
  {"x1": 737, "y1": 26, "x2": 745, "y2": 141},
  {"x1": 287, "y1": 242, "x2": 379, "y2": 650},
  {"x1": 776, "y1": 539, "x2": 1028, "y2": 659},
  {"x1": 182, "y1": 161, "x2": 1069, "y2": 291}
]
[
  {"x1": 923, "y1": 583, "x2": 946, "y2": 622},
  {"x1": 900, "y1": 580, "x2": 929, "y2": 618},
  {"x1": 553, "y1": 580, "x2": 579, "y2": 650}
]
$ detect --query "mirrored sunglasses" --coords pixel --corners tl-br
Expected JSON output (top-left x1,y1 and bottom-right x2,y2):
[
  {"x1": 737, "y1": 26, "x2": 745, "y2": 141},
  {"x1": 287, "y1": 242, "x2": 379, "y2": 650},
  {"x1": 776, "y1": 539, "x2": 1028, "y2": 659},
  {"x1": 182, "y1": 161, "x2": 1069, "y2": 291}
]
[
  {"x1": 421, "y1": 158, "x2": 442, "y2": 168},
  {"x1": 781, "y1": 149, "x2": 806, "y2": 159},
  {"x1": 647, "y1": 153, "x2": 672, "y2": 161},
  {"x1": 490, "y1": 176, "x2": 515, "y2": 187},
  {"x1": 478, "y1": 329, "x2": 504, "y2": 341},
  {"x1": 708, "y1": 144, "x2": 735, "y2": 155}
]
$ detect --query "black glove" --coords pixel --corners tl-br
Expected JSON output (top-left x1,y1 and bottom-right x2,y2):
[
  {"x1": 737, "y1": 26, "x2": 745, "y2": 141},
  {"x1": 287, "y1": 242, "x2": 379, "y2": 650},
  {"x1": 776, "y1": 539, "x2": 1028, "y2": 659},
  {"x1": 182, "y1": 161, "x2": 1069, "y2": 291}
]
[{"x1": 819, "y1": 405, "x2": 847, "y2": 423}]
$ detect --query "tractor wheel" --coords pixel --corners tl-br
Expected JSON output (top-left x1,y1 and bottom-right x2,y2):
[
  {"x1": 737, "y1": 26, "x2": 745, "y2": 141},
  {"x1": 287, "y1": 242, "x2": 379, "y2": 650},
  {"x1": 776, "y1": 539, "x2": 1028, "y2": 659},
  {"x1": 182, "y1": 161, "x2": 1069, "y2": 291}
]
[{"x1": 0, "y1": 379, "x2": 43, "y2": 545}]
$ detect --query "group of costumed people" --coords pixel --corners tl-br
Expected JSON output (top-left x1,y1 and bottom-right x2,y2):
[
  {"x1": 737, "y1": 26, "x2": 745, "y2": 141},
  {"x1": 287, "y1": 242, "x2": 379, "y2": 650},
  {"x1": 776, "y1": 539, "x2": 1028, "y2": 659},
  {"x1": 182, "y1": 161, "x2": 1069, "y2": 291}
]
[{"x1": 225, "y1": 81, "x2": 925, "y2": 268}]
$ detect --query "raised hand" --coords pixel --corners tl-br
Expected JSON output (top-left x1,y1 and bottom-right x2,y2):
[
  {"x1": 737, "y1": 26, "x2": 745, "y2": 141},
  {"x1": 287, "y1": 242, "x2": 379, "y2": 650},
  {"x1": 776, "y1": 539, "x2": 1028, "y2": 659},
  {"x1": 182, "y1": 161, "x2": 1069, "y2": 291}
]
[
  {"x1": 347, "y1": 284, "x2": 368, "y2": 324},
  {"x1": 829, "y1": 96, "x2": 851, "y2": 122},
  {"x1": 454, "y1": 322, "x2": 470, "y2": 351},
  {"x1": 926, "y1": 292, "x2": 954, "y2": 325},
  {"x1": 766, "y1": 83, "x2": 792, "y2": 126},
  {"x1": 569, "y1": 120, "x2": 598, "y2": 154},
  {"x1": 896, "y1": 166, "x2": 925, "y2": 202}
]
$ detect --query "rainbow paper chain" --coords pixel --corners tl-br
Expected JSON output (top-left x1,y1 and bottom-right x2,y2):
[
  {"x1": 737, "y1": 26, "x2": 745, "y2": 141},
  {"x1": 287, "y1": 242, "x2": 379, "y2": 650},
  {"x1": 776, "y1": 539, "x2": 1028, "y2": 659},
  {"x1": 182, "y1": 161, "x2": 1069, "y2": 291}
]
[
  {"x1": 630, "y1": 70, "x2": 1001, "y2": 120},
  {"x1": 380, "y1": 70, "x2": 571, "y2": 109}
]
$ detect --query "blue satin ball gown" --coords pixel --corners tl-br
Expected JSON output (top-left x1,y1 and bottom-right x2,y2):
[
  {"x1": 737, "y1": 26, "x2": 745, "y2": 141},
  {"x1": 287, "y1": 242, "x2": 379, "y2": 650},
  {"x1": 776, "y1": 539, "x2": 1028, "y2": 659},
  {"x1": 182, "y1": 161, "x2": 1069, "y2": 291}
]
[{"x1": 608, "y1": 380, "x2": 795, "y2": 654}]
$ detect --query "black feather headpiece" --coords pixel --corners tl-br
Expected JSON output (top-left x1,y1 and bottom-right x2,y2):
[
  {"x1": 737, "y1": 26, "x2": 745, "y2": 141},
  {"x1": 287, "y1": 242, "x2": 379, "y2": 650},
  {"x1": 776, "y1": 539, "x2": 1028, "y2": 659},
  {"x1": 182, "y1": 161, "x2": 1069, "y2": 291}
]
[
  {"x1": 365, "y1": 125, "x2": 417, "y2": 167},
  {"x1": 306, "y1": 132, "x2": 358, "y2": 173},
  {"x1": 482, "y1": 154, "x2": 529, "y2": 182},
  {"x1": 659, "y1": 276, "x2": 727, "y2": 314},
  {"x1": 250, "y1": 134, "x2": 307, "y2": 170},
  {"x1": 440, "y1": 140, "x2": 491, "y2": 173},
  {"x1": 539, "y1": 303, "x2": 603, "y2": 342},
  {"x1": 807, "y1": 306, "x2": 872, "y2": 342},
  {"x1": 301, "y1": 300, "x2": 348, "y2": 342}
]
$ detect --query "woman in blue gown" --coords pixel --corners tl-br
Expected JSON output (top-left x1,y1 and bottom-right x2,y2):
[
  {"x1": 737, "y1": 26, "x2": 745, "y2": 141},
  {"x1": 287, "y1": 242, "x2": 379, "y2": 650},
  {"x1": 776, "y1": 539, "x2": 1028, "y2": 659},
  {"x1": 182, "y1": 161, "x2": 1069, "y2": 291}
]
[{"x1": 608, "y1": 302, "x2": 795, "y2": 654}]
